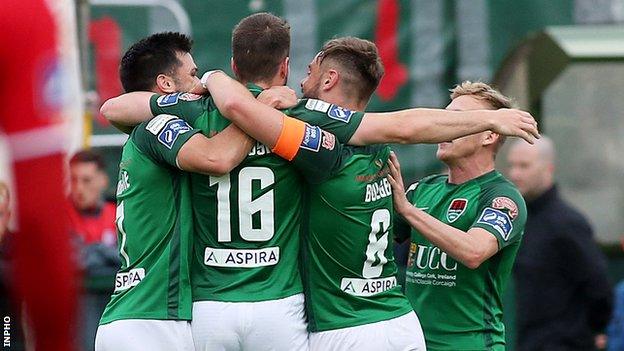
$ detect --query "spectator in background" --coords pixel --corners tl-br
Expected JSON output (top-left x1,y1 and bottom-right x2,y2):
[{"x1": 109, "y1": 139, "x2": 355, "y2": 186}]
[
  {"x1": 507, "y1": 136, "x2": 613, "y2": 351},
  {"x1": 68, "y1": 150, "x2": 119, "y2": 350}
]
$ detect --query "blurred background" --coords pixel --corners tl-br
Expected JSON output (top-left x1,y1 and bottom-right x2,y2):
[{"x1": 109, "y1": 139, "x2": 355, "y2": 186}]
[{"x1": 2, "y1": 0, "x2": 624, "y2": 350}]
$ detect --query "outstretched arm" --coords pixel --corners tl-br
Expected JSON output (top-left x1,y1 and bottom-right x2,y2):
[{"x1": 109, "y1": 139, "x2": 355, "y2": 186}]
[
  {"x1": 177, "y1": 125, "x2": 253, "y2": 176},
  {"x1": 100, "y1": 92, "x2": 155, "y2": 128},
  {"x1": 349, "y1": 108, "x2": 539, "y2": 146}
]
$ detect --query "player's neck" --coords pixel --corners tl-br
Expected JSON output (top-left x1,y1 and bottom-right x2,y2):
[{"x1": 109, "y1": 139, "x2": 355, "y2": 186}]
[
  {"x1": 446, "y1": 155, "x2": 495, "y2": 184},
  {"x1": 249, "y1": 76, "x2": 286, "y2": 90}
]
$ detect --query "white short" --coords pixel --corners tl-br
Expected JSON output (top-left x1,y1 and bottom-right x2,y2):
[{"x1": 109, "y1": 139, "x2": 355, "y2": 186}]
[
  {"x1": 95, "y1": 319, "x2": 194, "y2": 351},
  {"x1": 192, "y1": 293, "x2": 309, "y2": 351},
  {"x1": 309, "y1": 311, "x2": 426, "y2": 351}
]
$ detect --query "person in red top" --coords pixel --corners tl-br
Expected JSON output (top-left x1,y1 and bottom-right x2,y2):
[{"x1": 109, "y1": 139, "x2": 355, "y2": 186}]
[
  {"x1": 68, "y1": 150, "x2": 119, "y2": 350},
  {"x1": 0, "y1": 0, "x2": 77, "y2": 350},
  {"x1": 68, "y1": 150, "x2": 117, "y2": 246}
]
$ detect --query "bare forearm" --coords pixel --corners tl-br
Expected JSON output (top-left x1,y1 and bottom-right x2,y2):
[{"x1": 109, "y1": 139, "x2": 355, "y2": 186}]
[
  {"x1": 398, "y1": 205, "x2": 480, "y2": 267},
  {"x1": 395, "y1": 109, "x2": 494, "y2": 144},
  {"x1": 100, "y1": 92, "x2": 155, "y2": 126},
  {"x1": 178, "y1": 125, "x2": 253, "y2": 176},
  {"x1": 211, "y1": 124, "x2": 254, "y2": 171},
  {"x1": 203, "y1": 72, "x2": 283, "y2": 148}
]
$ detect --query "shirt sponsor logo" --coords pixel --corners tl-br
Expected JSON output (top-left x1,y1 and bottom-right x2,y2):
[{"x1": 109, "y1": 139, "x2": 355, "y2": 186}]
[
  {"x1": 114, "y1": 268, "x2": 145, "y2": 292},
  {"x1": 157, "y1": 119, "x2": 192, "y2": 149},
  {"x1": 446, "y1": 198, "x2": 468, "y2": 223},
  {"x1": 304, "y1": 98, "x2": 331, "y2": 113},
  {"x1": 491, "y1": 196, "x2": 519, "y2": 219},
  {"x1": 365, "y1": 178, "x2": 392, "y2": 203},
  {"x1": 178, "y1": 93, "x2": 202, "y2": 101},
  {"x1": 321, "y1": 130, "x2": 335, "y2": 150},
  {"x1": 327, "y1": 104, "x2": 354, "y2": 123},
  {"x1": 340, "y1": 276, "x2": 397, "y2": 297},
  {"x1": 411, "y1": 244, "x2": 458, "y2": 272},
  {"x1": 477, "y1": 207, "x2": 513, "y2": 240},
  {"x1": 300, "y1": 124, "x2": 321, "y2": 152},
  {"x1": 146, "y1": 114, "x2": 177, "y2": 135},
  {"x1": 204, "y1": 247, "x2": 280, "y2": 268},
  {"x1": 156, "y1": 93, "x2": 180, "y2": 107}
]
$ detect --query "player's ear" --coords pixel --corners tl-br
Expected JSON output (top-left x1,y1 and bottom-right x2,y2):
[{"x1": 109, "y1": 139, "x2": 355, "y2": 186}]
[
  {"x1": 280, "y1": 57, "x2": 290, "y2": 82},
  {"x1": 231, "y1": 58, "x2": 240, "y2": 80},
  {"x1": 322, "y1": 69, "x2": 339, "y2": 92},
  {"x1": 156, "y1": 74, "x2": 176, "y2": 94},
  {"x1": 482, "y1": 131, "x2": 498, "y2": 147}
]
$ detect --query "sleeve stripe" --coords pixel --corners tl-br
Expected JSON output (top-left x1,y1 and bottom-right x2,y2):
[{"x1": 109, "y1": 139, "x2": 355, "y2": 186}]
[{"x1": 272, "y1": 116, "x2": 306, "y2": 161}]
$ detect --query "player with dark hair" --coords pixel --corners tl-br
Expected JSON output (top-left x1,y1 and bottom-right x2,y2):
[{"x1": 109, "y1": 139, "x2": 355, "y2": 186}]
[
  {"x1": 94, "y1": 33, "x2": 254, "y2": 351},
  {"x1": 119, "y1": 32, "x2": 197, "y2": 93},
  {"x1": 103, "y1": 19, "x2": 537, "y2": 350},
  {"x1": 231, "y1": 12, "x2": 291, "y2": 85}
]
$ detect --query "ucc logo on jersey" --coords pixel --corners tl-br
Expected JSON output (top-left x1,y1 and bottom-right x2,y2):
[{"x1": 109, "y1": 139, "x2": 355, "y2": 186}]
[
  {"x1": 446, "y1": 198, "x2": 468, "y2": 222},
  {"x1": 327, "y1": 104, "x2": 354, "y2": 123}
]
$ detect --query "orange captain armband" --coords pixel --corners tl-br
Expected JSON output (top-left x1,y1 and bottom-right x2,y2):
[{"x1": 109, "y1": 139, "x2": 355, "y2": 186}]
[{"x1": 271, "y1": 116, "x2": 306, "y2": 161}]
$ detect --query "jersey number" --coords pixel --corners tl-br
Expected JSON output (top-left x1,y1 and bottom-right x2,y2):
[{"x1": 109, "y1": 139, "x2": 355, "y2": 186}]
[
  {"x1": 210, "y1": 167, "x2": 275, "y2": 242},
  {"x1": 362, "y1": 209, "x2": 390, "y2": 278}
]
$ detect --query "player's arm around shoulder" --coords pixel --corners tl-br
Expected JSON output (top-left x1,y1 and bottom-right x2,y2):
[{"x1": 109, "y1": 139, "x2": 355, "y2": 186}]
[
  {"x1": 132, "y1": 114, "x2": 252, "y2": 176},
  {"x1": 177, "y1": 124, "x2": 254, "y2": 176},
  {"x1": 100, "y1": 92, "x2": 157, "y2": 132},
  {"x1": 101, "y1": 91, "x2": 209, "y2": 133},
  {"x1": 348, "y1": 107, "x2": 538, "y2": 146}
]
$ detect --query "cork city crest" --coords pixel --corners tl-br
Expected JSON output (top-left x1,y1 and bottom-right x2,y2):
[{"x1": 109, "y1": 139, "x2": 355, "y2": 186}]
[{"x1": 446, "y1": 198, "x2": 468, "y2": 223}]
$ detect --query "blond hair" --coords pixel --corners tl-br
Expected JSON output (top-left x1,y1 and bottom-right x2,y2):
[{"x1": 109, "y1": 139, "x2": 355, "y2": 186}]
[
  {"x1": 450, "y1": 81, "x2": 514, "y2": 110},
  {"x1": 450, "y1": 81, "x2": 515, "y2": 155}
]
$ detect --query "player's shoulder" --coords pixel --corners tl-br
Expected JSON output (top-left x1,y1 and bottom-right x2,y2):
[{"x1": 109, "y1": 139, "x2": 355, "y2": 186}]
[
  {"x1": 481, "y1": 172, "x2": 524, "y2": 201},
  {"x1": 289, "y1": 98, "x2": 360, "y2": 122},
  {"x1": 479, "y1": 172, "x2": 526, "y2": 221},
  {"x1": 418, "y1": 173, "x2": 448, "y2": 186}
]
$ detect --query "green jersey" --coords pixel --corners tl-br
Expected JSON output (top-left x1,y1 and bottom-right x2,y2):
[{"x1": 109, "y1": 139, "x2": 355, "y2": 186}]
[
  {"x1": 149, "y1": 88, "x2": 365, "y2": 302},
  {"x1": 100, "y1": 114, "x2": 200, "y2": 324},
  {"x1": 297, "y1": 145, "x2": 414, "y2": 332},
  {"x1": 396, "y1": 171, "x2": 527, "y2": 350}
]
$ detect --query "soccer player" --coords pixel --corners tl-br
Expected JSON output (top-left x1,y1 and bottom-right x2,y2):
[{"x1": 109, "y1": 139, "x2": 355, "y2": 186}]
[
  {"x1": 95, "y1": 33, "x2": 254, "y2": 351},
  {"x1": 387, "y1": 82, "x2": 528, "y2": 351},
  {"x1": 105, "y1": 38, "x2": 536, "y2": 351}
]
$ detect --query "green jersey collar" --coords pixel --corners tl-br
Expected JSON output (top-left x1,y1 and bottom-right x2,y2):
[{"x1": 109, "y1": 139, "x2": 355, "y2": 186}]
[{"x1": 246, "y1": 82, "x2": 264, "y2": 96}]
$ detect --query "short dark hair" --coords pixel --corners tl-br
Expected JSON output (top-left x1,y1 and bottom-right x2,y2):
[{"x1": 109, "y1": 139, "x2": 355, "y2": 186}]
[
  {"x1": 119, "y1": 32, "x2": 193, "y2": 92},
  {"x1": 70, "y1": 150, "x2": 106, "y2": 172},
  {"x1": 318, "y1": 37, "x2": 384, "y2": 104},
  {"x1": 231, "y1": 13, "x2": 290, "y2": 83}
]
